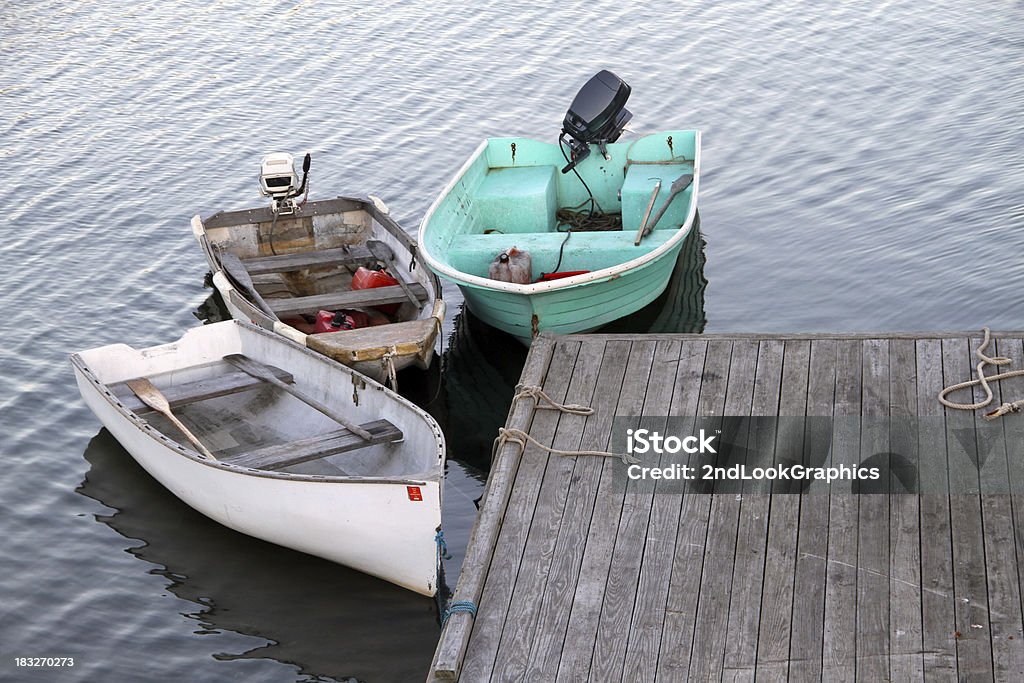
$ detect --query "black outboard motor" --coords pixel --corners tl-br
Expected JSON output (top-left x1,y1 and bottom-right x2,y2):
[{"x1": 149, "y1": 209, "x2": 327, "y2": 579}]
[{"x1": 560, "y1": 70, "x2": 632, "y2": 173}]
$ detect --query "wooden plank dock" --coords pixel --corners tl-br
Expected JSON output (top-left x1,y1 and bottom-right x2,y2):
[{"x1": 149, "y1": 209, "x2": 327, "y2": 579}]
[{"x1": 429, "y1": 331, "x2": 1024, "y2": 681}]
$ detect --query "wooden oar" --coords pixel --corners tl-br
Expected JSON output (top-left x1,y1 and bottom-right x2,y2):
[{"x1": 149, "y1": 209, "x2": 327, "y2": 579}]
[
  {"x1": 223, "y1": 354, "x2": 373, "y2": 441},
  {"x1": 634, "y1": 179, "x2": 663, "y2": 245},
  {"x1": 641, "y1": 173, "x2": 694, "y2": 235},
  {"x1": 126, "y1": 378, "x2": 218, "y2": 460},
  {"x1": 367, "y1": 240, "x2": 420, "y2": 306},
  {"x1": 218, "y1": 250, "x2": 277, "y2": 318}
]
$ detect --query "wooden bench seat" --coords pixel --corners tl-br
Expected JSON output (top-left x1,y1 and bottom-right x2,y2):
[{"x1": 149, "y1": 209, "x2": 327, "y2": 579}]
[
  {"x1": 225, "y1": 419, "x2": 402, "y2": 471},
  {"x1": 241, "y1": 246, "x2": 377, "y2": 275},
  {"x1": 268, "y1": 283, "x2": 429, "y2": 317},
  {"x1": 112, "y1": 365, "x2": 294, "y2": 415}
]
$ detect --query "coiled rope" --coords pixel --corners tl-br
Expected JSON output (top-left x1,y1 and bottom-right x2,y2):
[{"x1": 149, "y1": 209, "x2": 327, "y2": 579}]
[
  {"x1": 441, "y1": 600, "x2": 477, "y2": 627},
  {"x1": 491, "y1": 385, "x2": 639, "y2": 464},
  {"x1": 555, "y1": 208, "x2": 622, "y2": 232},
  {"x1": 938, "y1": 328, "x2": 1024, "y2": 420}
]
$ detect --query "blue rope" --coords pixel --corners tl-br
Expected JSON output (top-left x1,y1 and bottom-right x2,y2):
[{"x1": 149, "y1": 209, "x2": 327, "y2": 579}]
[
  {"x1": 435, "y1": 530, "x2": 452, "y2": 560},
  {"x1": 441, "y1": 600, "x2": 477, "y2": 627}
]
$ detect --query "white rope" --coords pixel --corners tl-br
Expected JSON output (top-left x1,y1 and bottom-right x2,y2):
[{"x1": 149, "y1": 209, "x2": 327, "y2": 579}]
[
  {"x1": 492, "y1": 386, "x2": 635, "y2": 463},
  {"x1": 380, "y1": 345, "x2": 398, "y2": 390},
  {"x1": 513, "y1": 385, "x2": 594, "y2": 416},
  {"x1": 492, "y1": 427, "x2": 639, "y2": 465},
  {"x1": 938, "y1": 327, "x2": 1024, "y2": 420}
]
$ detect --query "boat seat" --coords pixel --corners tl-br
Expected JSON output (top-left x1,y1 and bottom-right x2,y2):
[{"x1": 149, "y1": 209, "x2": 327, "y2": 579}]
[
  {"x1": 620, "y1": 162, "x2": 694, "y2": 233},
  {"x1": 307, "y1": 317, "x2": 440, "y2": 364},
  {"x1": 446, "y1": 229, "x2": 677, "y2": 279},
  {"x1": 241, "y1": 246, "x2": 377, "y2": 275},
  {"x1": 112, "y1": 365, "x2": 294, "y2": 415},
  {"x1": 268, "y1": 283, "x2": 430, "y2": 317},
  {"x1": 225, "y1": 419, "x2": 403, "y2": 471},
  {"x1": 475, "y1": 166, "x2": 557, "y2": 234}
]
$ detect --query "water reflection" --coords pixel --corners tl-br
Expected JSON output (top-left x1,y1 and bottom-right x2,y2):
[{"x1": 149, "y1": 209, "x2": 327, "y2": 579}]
[
  {"x1": 598, "y1": 219, "x2": 708, "y2": 335},
  {"x1": 76, "y1": 430, "x2": 439, "y2": 683}
]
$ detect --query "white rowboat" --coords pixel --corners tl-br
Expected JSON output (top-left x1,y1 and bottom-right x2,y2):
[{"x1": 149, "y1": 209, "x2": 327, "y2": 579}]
[
  {"x1": 192, "y1": 195, "x2": 445, "y2": 386},
  {"x1": 71, "y1": 320, "x2": 445, "y2": 596}
]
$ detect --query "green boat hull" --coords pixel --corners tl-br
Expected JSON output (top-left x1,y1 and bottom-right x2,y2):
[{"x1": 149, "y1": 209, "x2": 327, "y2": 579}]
[{"x1": 420, "y1": 131, "x2": 701, "y2": 344}]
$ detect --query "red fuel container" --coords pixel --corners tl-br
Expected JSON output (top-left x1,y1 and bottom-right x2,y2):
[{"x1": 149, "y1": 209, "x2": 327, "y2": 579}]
[{"x1": 352, "y1": 266, "x2": 401, "y2": 315}]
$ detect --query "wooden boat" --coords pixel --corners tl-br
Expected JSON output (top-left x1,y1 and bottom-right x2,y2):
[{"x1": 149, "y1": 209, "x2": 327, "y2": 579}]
[
  {"x1": 192, "y1": 195, "x2": 445, "y2": 386},
  {"x1": 418, "y1": 131, "x2": 700, "y2": 343},
  {"x1": 71, "y1": 320, "x2": 446, "y2": 596}
]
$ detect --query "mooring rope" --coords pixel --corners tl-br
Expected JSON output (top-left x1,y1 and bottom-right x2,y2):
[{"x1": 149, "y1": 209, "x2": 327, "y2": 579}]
[
  {"x1": 938, "y1": 327, "x2": 1024, "y2": 420},
  {"x1": 441, "y1": 600, "x2": 478, "y2": 627},
  {"x1": 493, "y1": 385, "x2": 638, "y2": 463},
  {"x1": 513, "y1": 384, "x2": 595, "y2": 416},
  {"x1": 435, "y1": 529, "x2": 452, "y2": 560},
  {"x1": 492, "y1": 427, "x2": 639, "y2": 465},
  {"x1": 380, "y1": 345, "x2": 399, "y2": 390}
]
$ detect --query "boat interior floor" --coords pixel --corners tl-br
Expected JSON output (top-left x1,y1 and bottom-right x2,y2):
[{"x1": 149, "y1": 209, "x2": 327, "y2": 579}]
[{"x1": 110, "y1": 358, "x2": 404, "y2": 477}]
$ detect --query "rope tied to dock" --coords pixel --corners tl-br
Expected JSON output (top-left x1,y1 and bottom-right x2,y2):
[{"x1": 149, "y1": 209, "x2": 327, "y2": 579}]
[
  {"x1": 441, "y1": 600, "x2": 477, "y2": 627},
  {"x1": 513, "y1": 384, "x2": 594, "y2": 416},
  {"x1": 494, "y1": 385, "x2": 637, "y2": 463},
  {"x1": 938, "y1": 327, "x2": 1024, "y2": 420},
  {"x1": 493, "y1": 427, "x2": 640, "y2": 465}
]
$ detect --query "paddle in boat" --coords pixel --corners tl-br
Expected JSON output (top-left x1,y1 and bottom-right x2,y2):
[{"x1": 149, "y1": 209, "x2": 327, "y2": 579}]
[
  {"x1": 71, "y1": 320, "x2": 446, "y2": 596},
  {"x1": 192, "y1": 152, "x2": 444, "y2": 386},
  {"x1": 419, "y1": 70, "x2": 700, "y2": 344}
]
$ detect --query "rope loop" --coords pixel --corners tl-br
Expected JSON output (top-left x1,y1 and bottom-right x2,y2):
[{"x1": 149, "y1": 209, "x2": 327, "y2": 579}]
[
  {"x1": 492, "y1": 427, "x2": 639, "y2": 465},
  {"x1": 380, "y1": 345, "x2": 399, "y2": 390},
  {"x1": 441, "y1": 600, "x2": 478, "y2": 627},
  {"x1": 939, "y1": 327, "x2": 1024, "y2": 417},
  {"x1": 435, "y1": 529, "x2": 452, "y2": 560},
  {"x1": 514, "y1": 385, "x2": 594, "y2": 416}
]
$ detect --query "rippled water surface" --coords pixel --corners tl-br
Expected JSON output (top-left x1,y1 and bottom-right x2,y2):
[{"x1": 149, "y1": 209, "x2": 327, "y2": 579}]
[{"x1": 2, "y1": 0, "x2": 1021, "y2": 680}]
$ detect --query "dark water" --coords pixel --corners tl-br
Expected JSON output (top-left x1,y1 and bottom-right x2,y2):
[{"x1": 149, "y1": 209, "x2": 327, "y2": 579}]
[{"x1": 2, "y1": 0, "x2": 1021, "y2": 680}]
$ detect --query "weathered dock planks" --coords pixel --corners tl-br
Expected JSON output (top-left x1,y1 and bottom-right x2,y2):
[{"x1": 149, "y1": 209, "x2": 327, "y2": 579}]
[{"x1": 429, "y1": 331, "x2": 1024, "y2": 682}]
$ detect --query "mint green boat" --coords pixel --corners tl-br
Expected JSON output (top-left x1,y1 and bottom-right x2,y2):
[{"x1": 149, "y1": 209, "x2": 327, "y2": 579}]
[{"x1": 419, "y1": 129, "x2": 700, "y2": 344}]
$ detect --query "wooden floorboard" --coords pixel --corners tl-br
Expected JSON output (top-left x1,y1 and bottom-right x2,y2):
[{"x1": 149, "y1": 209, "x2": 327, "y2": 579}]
[
  {"x1": 916, "y1": 338, "x2": 958, "y2": 680},
  {"x1": 685, "y1": 338, "x2": 757, "y2": 682},
  {"x1": 718, "y1": 339, "x2": 784, "y2": 683},
  {"x1": 428, "y1": 331, "x2": 1024, "y2": 682},
  {"x1": 788, "y1": 338, "x2": 837, "y2": 681},
  {"x1": 523, "y1": 340, "x2": 633, "y2": 681},
  {"x1": 554, "y1": 341, "x2": 660, "y2": 683},
  {"x1": 655, "y1": 339, "x2": 732, "y2": 681},
  {"x1": 942, "y1": 338, "x2": 995, "y2": 680},
  {"x1": 888, "y1": 338, "x2": 925, "y2": 682},
  {"x1": 490, "y1": 340, "x2": 604, "y2": 682},
  {"x1": 458, "y1": 340, "x2": 582, "y2": 682}
]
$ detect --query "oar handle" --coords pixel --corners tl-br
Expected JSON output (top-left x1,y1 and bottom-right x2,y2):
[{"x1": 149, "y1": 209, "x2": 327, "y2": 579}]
[{"x1": 165, "y1": 413, "x2": 218, "y2": 460}]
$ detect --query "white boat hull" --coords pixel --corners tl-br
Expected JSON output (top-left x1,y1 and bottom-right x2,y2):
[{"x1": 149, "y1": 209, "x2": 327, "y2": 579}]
[{"x1": 72, "y1": 321, "x2": 445, "y2": 596}]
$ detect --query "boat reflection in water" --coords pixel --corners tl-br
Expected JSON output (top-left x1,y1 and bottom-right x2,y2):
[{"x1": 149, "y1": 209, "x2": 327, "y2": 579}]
[
  {"x1": 439, "y1": 221, "x2": 708, "y2": 469},
  {"x1": 76, "y1": 429, "x2": 439, "y2": 683}
]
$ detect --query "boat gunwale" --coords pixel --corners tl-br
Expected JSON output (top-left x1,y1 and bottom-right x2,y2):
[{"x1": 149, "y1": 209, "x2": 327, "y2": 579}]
[
  {"x1": 70, "y1": 320, "x2": 445, "y2": 487},
  {"x1": 418, "y1": 131, "x2": 702, "y2": 294}
]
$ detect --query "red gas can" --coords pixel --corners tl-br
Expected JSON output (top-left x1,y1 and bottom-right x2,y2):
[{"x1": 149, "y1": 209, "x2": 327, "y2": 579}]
[
  {"x1": 351, "y1": 266, "x2": 401, "y2": 315},
  {"x1": 314, "y1": 309, "x2": 369, "y2": 334}
]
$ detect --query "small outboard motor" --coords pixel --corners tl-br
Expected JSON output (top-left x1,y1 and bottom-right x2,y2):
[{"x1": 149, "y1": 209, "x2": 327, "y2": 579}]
[
  {"x1": 259, "y1": 151, "x2": 311, "y2": 215},
  {"x1": 560, "y1": 70, "x2": 632, "y2": 173}
]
